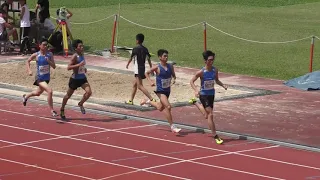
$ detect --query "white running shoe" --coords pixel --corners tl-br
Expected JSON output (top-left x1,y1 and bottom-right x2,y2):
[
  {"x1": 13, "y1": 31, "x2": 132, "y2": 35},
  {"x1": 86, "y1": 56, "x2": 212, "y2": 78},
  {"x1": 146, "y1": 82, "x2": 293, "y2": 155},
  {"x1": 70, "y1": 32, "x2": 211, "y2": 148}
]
[{"x1": 171, "y1": 125, "x2": 181, "y2": 133}]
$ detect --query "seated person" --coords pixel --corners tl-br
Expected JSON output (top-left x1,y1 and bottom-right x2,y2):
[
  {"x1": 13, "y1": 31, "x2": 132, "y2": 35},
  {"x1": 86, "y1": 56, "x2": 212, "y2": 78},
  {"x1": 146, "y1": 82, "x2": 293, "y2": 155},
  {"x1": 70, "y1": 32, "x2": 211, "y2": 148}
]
[
  {"x1": 38, "y1": 10, "x2": 54, "y2": 38},
  {"x1": 0, "y1": 3, "x2": 19, "y2": 44},
  {"x1": 0, "y1": 9, "x2": 18, "y2": 47}
]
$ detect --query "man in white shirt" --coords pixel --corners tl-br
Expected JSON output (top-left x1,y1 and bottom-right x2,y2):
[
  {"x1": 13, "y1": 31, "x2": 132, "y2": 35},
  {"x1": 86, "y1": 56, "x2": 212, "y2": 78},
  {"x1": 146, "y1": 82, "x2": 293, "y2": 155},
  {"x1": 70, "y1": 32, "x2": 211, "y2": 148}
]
[{"x1": 19, "y1": 0, "x2": 31, "y2": 54}]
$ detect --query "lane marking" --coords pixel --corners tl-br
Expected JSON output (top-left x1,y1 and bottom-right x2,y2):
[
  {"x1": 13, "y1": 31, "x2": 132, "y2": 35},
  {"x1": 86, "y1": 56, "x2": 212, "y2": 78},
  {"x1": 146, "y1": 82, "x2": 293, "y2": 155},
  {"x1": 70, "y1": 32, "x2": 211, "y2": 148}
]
[
  {"x1": 0, "y1": 158, "x2": 95, "y2": 180},
  {"x1": 0, "y1": 140, "x2": 191, "y2": 180},
  {"x1": 112, "y1": 156, "x2": 149, "y2": 162},
  {"x1": 165, "y1": 149, "x2": 199, "y2": 155},
  {"x1": 0, "y1": 124, "x2": 283, "y2": 180},
  {"x1": 0, "y1": 123, "x2": 157, "y2": 149}
]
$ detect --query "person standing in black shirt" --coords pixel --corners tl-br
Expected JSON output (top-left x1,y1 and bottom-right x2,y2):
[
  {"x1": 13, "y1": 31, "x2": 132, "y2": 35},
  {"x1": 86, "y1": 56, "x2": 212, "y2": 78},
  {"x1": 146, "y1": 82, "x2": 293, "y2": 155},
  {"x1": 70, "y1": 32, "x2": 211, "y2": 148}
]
[
  {"x1": 35, "y1": 0, "x2": 49, "y2": 19},
  {"x1": 125, "y1": 33, "x2": 156, "y2": 105}
]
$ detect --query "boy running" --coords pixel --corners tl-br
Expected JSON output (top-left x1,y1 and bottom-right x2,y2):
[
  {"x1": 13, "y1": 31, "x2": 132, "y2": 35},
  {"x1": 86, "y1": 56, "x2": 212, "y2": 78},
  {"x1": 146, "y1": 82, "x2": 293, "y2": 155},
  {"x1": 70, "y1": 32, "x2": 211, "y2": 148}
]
[
  {"x1": 23, "y1": 38, "x2": 58, "y2": 117},
  {"x1": 189, "y1": 50, "x2": 227, "y2": 144},
  {"x1": 140, "y1": 49, "x2": 181, "y2": 133},
  {"x1": 125, "y1": 33, "x2": 155, "y2": 105},
  {"x1": 60, "y1": 39, "x2": 92, "y2": 120}
]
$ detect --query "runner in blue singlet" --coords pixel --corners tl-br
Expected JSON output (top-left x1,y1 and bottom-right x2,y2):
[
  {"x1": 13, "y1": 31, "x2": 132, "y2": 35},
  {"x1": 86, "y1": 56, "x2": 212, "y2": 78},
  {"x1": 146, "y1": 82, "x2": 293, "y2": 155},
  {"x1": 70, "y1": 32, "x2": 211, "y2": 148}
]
[
  {"x1": 60, "y1": 39, "x2": 92, "y2": 121},
  {"x1": 140, "y1": 49, "x2": 181, "y2": 133},
  {"x1": 22, "y1": 38, "x2": 58, "y2": 117},
  {"x1": 189, "y1": 50, "x2": 228, "y2": 144}
]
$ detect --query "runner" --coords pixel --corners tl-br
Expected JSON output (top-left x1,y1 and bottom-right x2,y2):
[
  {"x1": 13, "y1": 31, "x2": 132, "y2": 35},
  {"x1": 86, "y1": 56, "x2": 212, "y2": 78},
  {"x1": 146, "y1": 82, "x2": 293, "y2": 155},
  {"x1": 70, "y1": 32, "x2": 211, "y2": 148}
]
[
  {"x1": 60, "y1": 39, "x2": 92, "y2": 120},
  {"x1": 23, "y1": 38, "x2": 58, "y2": 117},
  {"x1": 189, "y1": 50, "x2": 228, "y2": 144},
  {"x1": 125, "y1": 33, "x2": 155, "y2": 105},
  {"x1": 140, "y1": 49, "x2": 181, "y2": 133}
]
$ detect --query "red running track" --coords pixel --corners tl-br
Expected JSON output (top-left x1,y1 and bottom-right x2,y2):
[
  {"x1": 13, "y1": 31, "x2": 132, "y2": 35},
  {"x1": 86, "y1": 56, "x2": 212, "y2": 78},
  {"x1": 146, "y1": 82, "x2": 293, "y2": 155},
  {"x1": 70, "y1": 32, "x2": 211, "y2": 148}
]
[{"x1": 0, "y1": 97, "x2": 319, "y2": 180}]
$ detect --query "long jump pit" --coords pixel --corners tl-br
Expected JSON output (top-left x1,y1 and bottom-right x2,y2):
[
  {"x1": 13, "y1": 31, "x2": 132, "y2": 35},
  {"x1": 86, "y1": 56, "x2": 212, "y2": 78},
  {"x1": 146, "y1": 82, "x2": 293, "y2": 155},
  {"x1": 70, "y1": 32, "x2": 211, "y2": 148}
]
[{"x1": 0, "y1": 60, "x2": 278, "y2": 111}]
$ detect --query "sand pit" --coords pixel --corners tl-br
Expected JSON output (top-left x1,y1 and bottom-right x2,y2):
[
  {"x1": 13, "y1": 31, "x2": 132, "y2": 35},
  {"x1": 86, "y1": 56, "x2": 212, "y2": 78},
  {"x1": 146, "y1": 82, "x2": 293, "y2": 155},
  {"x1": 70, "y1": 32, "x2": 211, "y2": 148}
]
[{"x1": 0, "y1": 61, "x2": 253, "y2": 105}]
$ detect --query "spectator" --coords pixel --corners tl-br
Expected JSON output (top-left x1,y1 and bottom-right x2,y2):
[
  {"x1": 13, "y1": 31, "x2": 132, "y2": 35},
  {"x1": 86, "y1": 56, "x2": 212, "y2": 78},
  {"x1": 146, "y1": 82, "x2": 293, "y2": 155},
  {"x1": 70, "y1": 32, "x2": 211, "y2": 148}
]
[
  {"x1": 35, "y1": 0, "x2": 49, "y2": 19},
  {"x1": 0, "y1": 3, "x2": 18, "y2": 44},
  {"x1": 19, "y1": 0, "x2": 31, "y2": 54},
  {"x1": 39, "y1": 10, "x2": 54, "y2": 38},
  {"x1": 0, "y1": 9, "x2": 18, "y2": 45}
]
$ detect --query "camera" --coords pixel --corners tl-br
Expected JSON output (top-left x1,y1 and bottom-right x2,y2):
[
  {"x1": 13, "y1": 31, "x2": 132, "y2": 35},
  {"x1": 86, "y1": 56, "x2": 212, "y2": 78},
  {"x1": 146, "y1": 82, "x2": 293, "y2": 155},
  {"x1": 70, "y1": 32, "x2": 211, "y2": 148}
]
[{"x1": 58, "y1": 7, "x2": 67, "y2": 21}]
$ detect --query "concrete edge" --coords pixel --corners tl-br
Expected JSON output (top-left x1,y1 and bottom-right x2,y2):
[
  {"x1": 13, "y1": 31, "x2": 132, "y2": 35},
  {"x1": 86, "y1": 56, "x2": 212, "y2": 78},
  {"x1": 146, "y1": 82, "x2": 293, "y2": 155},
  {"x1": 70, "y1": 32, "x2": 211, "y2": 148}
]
[{"x1": 0, "y1": 93, "x2": 319, "y2": 153}]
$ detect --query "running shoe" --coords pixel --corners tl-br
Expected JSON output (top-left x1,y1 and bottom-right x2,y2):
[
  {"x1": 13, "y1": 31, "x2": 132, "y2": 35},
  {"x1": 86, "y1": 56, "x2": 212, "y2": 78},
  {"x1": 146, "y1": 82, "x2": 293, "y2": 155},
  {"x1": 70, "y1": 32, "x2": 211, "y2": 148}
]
[
  {"x1": 60, "y1": 109, "x2": 66, "y2": 120},
  {"x1": 79, "y1": 105, "x2": 86, "y2": 114},
  {"x1": 188, "y1": 97, "x2": 197, "y2": 104},
  {"x1": 171, "y1": 125, "x2": 182, "y2": 133},
  {"x1": 51, "y1": 111, "x2": 58, "y2": 117},
  {"x1": 214, "y1": 135, "x2": 223, "y2": 145},
  {"x1": 22, "y1": 94, "x2": 27, "y2": 106},
  {"x1": 125, "y1": 100, "x2": 133, "y2": 105}
]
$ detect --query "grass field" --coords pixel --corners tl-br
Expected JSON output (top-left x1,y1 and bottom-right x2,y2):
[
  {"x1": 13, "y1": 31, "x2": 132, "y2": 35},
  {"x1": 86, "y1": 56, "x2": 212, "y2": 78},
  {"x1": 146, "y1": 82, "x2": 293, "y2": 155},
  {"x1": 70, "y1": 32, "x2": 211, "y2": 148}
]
[{"x1": 28, "y1": 0, "x2": 320, "y2": 80}]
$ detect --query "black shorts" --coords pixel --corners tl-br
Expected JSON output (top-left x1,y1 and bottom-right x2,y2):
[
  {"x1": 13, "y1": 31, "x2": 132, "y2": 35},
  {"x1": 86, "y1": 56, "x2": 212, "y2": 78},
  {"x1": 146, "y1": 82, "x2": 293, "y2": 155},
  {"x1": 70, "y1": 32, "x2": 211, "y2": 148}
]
[
  {"x1": 199, "y1": 95, "x2": 215, "y2": 108},
  {"x1": 135, "y1": 66, "x2": 146, "y2": 79},
  {"x1": 154, "y1": 91, "x2": 170, "y2": 98},
  {"x1": 33, "y1": 79, "x2": 50, "y2": 86},
  {"x1": 69, "y1": 78, "x2": 88, "y2": 90}
]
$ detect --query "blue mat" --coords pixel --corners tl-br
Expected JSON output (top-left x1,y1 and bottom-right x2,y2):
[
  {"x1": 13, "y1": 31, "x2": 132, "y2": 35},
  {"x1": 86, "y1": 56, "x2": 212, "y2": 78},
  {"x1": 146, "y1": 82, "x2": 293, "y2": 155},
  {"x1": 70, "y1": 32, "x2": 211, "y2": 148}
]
[{"x1": 284, "y1": 71, "x2": 320, "y2": 91}]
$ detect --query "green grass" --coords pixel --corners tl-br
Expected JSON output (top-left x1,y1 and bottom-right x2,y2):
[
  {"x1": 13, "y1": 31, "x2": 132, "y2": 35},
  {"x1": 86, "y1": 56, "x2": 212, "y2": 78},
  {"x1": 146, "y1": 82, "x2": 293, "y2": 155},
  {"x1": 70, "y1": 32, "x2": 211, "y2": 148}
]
[
  {"x1": 29, "y1": 1, "x2": 320, "y2": 80},
  {"x1": 29, "y1": 0, "x2": 320, "y2": 8}
]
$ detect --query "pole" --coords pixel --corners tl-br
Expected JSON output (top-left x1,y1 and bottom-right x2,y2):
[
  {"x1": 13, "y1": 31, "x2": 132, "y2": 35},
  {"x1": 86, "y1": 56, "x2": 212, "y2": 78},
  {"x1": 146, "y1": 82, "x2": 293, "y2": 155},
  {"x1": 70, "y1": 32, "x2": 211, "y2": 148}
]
[
  {"x1": 203, "y1": 21, "x2": 207, "y2": 51},
  {"x1": 310, "y1": 36, "x2": 315, "y2": 73},
  {"x1": 115, "y1": 2, "x2": 120, "y2": 54},
  {"x1": 111, "y1": 14, "x2": 118, "y2": 53}
]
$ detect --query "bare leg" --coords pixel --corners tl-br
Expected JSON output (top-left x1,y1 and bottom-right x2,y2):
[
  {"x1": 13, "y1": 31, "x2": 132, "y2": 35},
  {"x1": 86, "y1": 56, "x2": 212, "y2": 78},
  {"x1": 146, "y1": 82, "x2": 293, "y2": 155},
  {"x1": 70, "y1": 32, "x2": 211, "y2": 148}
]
[
  {"x1": 205, "y1": 107, "x2": 215, "y2": 133},
  {"x1": 142, "y1": 93, "x2": 180, "y2": 133},
  {"x1": 205, "y1": 106, "x2": 223, "y2": 144},
  {"x1": 38, "y1": 81, "x2": 57, "y2": 116},
  {"x1": 23, "y1": 86, "x2": 44, "y2": 103},
  {"x1": 60, "y1": 88, "x2": 75, "y2": 119},
  {"x1": 128, "y1": 80, "x2": 137, "y2": 103},
  {"x1": 158, "y1": 94, "x2": 173, "y2": 126},
  {"x1": 194, "y1": 102, "x2": 208, "y2": 119},
  {"x1": 136, "y1": 77, "x2": 153, "y2": 101},
  {"x1": 140, "y1": 98, "x2": 163, "y2": 110},
  {"x1": 78, "y1": 83, "x2": 92, "y2": 107},
  {"x1": 61, "y1": 88, "x2": 75, "y2": 111}
]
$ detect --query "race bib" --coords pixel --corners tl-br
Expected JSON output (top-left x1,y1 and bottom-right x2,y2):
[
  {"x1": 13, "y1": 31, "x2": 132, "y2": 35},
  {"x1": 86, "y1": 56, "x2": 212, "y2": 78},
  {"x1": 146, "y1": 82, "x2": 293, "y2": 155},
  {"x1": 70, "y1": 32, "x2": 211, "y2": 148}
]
[
  {"x1": 39, "y1": 65, "x2": 50, "y2": 75},
  {"x1": 78, "y1": 65, "x2": 86, "y2": 74},
  {"x1": 161, "y1": 78, "x2": 171, "y2": 88},
  {"x1": 204, "y1": 80, "x2": 214, "y2": 90}
]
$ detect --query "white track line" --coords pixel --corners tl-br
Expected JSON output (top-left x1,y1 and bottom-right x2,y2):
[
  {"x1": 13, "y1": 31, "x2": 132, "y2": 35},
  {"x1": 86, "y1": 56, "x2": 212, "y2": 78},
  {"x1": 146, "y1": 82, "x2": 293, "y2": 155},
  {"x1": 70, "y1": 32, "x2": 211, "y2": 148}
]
[
  {"x1": 99, "y1": 146, "x2": 284, "y2": 180},
  {"x1": 0, "y1": 139, "x2": 191, "y2": 180},
  {"x1": 0, "y1": 158, "x2": 95, "y2": 180},
  {"x1": 98, "y1": 171, "x2": 140, "y2": 180},
  {"x1": 0, "y1": 123, "x2": 157, "y2": 149},
  {"x1": 0, "y1": 123, "x2": 283, "y2": 179},
  {"x1": 1, "y1": 109, "x2": 319, "y2": 171},
  {"x1": 0, "y1": 137, "x2": 63, "y2": 149}
]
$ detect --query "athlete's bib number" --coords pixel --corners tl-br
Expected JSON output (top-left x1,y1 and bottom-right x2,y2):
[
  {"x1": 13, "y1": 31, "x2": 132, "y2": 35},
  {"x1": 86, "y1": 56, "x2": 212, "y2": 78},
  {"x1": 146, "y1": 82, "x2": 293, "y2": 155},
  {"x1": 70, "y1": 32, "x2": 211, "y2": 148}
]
[
  {"x1": 161, "y1": 78, "x2": 171, "y2": 88},
  {"x1": 204, "y1": 80, "x2": 214, "y2": 90},
  {"x1": 78, "y1": 66, "x2": 86, "y2": 74},
  {"x1": 39, "y1": 65, "x2": 49, "y2": 75}
]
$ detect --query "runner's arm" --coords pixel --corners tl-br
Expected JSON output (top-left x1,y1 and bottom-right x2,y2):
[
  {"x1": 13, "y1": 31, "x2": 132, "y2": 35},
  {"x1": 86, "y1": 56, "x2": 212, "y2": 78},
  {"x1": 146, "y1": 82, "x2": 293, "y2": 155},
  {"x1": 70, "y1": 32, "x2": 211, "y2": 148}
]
[
  {"x1": 126, "y1": 48, "x2": 136, "y2": 69},
  {"x1": 67, "y1": 54, "x2": 84, "y2": 70},
  {"x1": 26, "y1": 53, "x2": 37, "y2": 75},
  {"x1": 190, "y1": 70, "x2": 202, "y2": 92},
  {"x1": 147, "y1": 52, "x2": 152, "y2": 68},
  {"x1": 46, "y1": 52, "x2": 56, "y2": 69},
  {"x1": 145, "y1": 65, "x2": 158, "y2": 86},
  {"x1": 171, "y1": 64, "x2": 176, "y2": 84},
  {"x1": 215, "y1": 68, "x2": 227, "y2": 90}
]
